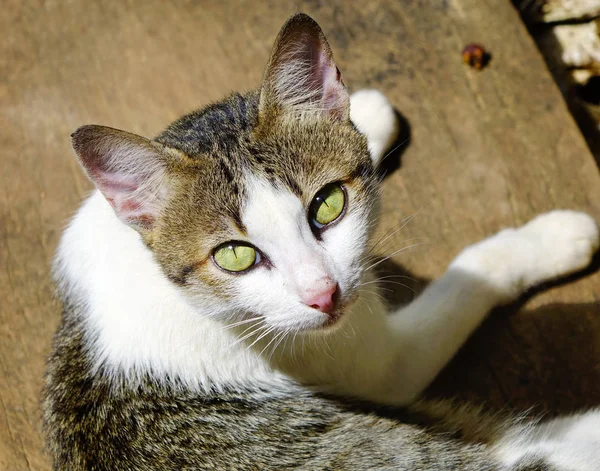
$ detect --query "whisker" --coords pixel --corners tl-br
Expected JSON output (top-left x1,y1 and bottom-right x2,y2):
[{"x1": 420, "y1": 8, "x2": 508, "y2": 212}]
[
  {"x1": 357, "y1": 288, "x2": 388, "y2": 304},
  {"x1": 268, "y1": 330, "x2": 289, "y2": 362},
  {"x1": 363, "y1": 236, "x2": 426, "y2": 266},
  {"x1": 360, "y1": 275, "x2": 420, "y2": 293},
  {"x1": 342, "y1": 316, "x2": 358, "y2": 340},
  {"x1": 236, "y1": 320, "x2": 265, "y2": 339},
  {"x1": 379, "y1": 136, "x2": 411, "y2": 164},
  {"x1": 367, "y1": 225, "x2": 399, "y2": 256},
  {"x1": 373, "y1": 274, "x2": 420, "y2": 283},
  {"x1": 366, "y1": 303, "x2": 376, "y2": 321},
  {"x1": 219, "y1": 316, "x2": 263, "y2": 331},
  {"x1": 316, "y1": 334, "x2": 335, "y2": 361},
  {"x1": 246, "y1": 325, "x2": 277, "y2": 351},
  {"x1": 291, "y1": 330, "x2": 300, "y2": 364},
  {"x1": 375, "y1": 286, "x2": 395, "y2": 293},
  {"x1": 363, "y1": 241, "x2": 427, "y2": 272},
  {"x1": 259, "y1": 330, "x2": 284, "y2": 358},
  {"x1": 277, "y1": 332, "x2": 292, "y2": 362},
  {"x1": 369, "y1": 279, "x2": 417, "y2": 293},
  {"x1": 367, "y1": 210, "x2": 422, "y2": 256},
  {"x1": 229, "y1": 321, "x2": 267, "y2": 348}
]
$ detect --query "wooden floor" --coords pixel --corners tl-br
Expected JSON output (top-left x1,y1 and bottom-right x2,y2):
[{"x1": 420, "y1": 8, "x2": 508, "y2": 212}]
[{"x1": 1, "y1": 0, "x2": 599, "y2": 468}]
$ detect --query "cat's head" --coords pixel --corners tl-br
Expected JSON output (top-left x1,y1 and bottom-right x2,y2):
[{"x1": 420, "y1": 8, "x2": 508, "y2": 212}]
[{"x1": 71, "y1": 14, "x2": 386, "y2": 333}]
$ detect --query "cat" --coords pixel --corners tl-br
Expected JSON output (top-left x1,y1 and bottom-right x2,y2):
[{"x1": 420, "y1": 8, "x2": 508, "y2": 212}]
[{"x1": 44, "y1": 12, "x2": 600, "y2": 471}]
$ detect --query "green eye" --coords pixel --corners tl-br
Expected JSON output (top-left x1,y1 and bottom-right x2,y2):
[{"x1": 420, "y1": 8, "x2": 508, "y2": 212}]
[
  {"x1": 310, "y1": 183, "x2": 346, "y2": 228},
  {"x1": 213, "y1": 243, "x2": 258, "y2": 273}
]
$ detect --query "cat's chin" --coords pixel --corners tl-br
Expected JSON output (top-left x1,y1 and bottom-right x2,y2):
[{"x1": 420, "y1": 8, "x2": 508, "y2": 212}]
[
  {"x1": 321, "y1": 309, "x2": 346, "y2": 330},
  {"x1": 311, "y1": 296, "x2": 358, "y2": 333}
]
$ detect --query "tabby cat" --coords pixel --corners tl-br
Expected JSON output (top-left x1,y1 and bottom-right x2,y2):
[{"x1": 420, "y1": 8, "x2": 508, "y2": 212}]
[{"x1": 44, "y1": 13, "x2": 600, "y2": 470}]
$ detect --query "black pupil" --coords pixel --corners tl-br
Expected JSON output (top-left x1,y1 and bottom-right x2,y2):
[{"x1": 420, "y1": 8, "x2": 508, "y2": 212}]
[{"x1": 311, "y1": 194, "x2": 324, "y2": 217}]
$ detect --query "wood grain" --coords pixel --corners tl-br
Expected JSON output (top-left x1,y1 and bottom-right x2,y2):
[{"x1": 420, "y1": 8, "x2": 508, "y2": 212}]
[{"x1": 1, "y1": 0, "x2": 599, "y2": 468}]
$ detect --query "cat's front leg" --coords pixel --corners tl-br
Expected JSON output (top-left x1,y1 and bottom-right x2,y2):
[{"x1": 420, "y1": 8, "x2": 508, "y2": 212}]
[
  {"x1": 449, "y1": 210, "x2": 599, "y2": 302},
  {"x1": 374, "y1": 211, "x2": 599, "y2": 405}
]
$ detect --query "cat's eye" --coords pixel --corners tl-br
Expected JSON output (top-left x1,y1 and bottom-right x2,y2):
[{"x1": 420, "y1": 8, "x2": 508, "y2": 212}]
[
  {"x1": 213, "y1": 242, "x2": 259, "y2": 273},
  {"x1": 309, "y1": 183, "x2": 346, "y2": 229}
]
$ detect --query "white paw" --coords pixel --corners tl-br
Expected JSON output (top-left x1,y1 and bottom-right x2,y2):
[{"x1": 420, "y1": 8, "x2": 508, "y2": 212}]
[
  {"x1": 451, "y1": 210, "x2": 599, "y2": 301},
  {"x1": 518, "y1": 210, "x2": 599, "y2": 281},
  {"x1": 350, "y1": 89, "x2": 399, "y2": 165}
]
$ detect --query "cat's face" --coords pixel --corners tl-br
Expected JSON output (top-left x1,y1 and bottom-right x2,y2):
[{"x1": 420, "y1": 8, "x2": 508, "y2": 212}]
[
  {"x1": 71, "y1": 14, "x2": 381, "y2": 333},
  {"x1": 156, "y1": 115, "x2": 378, "y2": 333}
]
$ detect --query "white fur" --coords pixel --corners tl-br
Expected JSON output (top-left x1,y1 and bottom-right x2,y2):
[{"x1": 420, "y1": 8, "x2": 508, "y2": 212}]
[
  {"x1": 350, "y1": 89, "x2": 400, "y2": 164},
  {"x1": 496, "y1": 410, "x2": 600, "y2": 470},
  {"x1": 56, "y1": 90, "x2": 600, "y2": 469},
  {"x1": 450, "y1": 210, "x2": 600, "y2": 303},
  {"x1": 233, "y1": 175, "x2": 370, "y2": 332}
]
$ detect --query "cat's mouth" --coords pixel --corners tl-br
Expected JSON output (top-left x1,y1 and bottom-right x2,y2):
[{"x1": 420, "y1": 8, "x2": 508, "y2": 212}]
[
  {"x1": 323, "y1": 309, "x2": 345, "y2": 328},
  {"x1": 319, "y1": 292, "x2": 359, "y2": 330}
]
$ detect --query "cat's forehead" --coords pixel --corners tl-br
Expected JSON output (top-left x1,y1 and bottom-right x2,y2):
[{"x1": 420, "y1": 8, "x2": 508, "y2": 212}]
[
  {"x1": 156, "y1": 92, "x2": 259, "y2": 159},
  {"x1": 156, "y1": 91, "x2": 372, "y2": 205}
]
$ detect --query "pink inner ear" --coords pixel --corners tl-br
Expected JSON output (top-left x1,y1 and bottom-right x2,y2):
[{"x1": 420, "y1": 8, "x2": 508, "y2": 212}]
[
  {"x1": 95, "y1": 171, "x2": 156, "y2": 227},
  {"x1": 72, "y1": 125, "x2": 166, "y2": 230},
  {"x1": 319, "y1": 56, "x2": 347, "y2": 120},
  {"x1": 300, "y1": 38, "x2": 348, "y2": 119}
]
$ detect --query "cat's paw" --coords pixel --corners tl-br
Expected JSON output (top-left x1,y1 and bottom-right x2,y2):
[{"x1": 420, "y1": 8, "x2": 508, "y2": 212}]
[
  {"x1": 451, "y1": 210, "x2": 599, "y2": 301},
  {"x1": 349, "y1": 89, "x2": 399, "y2": 165},
  {"x1": 518, "y1": 210, "x2": 599, "y2": 283}
]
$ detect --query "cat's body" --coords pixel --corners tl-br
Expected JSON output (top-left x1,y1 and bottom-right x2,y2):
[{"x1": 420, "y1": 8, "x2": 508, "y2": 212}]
[{"x1": 44, "y1": 14, "x2": 600, "y2": 470}]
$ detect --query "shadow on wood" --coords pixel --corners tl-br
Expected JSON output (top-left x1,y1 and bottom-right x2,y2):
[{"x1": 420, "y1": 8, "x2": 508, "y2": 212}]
[{"x1": 375, "y1": 256, "x2": 600, "y2": 415}]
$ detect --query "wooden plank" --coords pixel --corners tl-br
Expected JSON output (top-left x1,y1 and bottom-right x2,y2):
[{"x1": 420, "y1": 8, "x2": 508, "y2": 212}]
[{"x1": 1, "y1": 0, "x2": 599, "y2": 468}]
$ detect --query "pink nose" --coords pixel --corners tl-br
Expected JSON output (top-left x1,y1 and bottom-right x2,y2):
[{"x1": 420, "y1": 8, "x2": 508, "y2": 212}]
[{"x1": 303, "y1": 283, "x2": 337, "y2": 314}]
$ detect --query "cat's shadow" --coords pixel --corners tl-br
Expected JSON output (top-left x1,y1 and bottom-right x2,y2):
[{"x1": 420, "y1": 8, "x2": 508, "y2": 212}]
[
  {"x1": 378, "y1": 110, "x2": 411, "y2": 179},
  {"x1": 375, "y1": 252, "x2": 600, "y2": 416}
]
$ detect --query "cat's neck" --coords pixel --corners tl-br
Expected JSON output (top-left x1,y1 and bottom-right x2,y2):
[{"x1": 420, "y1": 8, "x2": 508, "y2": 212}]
[{"x1": 54, "y1": 191, "x2": 389, "y2": 393}]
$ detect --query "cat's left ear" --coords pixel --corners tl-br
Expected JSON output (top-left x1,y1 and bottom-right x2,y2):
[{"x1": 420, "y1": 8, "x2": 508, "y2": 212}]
[
  {"x1": 71, "y1": 125, "x2": 172, "y2": 232},
  {"x1": 259, "y1": 13, "x2": 350, "y2": 122}
]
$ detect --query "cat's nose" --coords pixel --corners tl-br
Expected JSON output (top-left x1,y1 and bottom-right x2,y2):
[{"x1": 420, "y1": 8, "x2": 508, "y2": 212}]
[{"x1": 302, "y1": 281, "x2": 338, "y2": 314}]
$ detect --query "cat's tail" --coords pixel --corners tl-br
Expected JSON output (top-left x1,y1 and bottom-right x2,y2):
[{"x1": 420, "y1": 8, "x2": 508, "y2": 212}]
[{"x1": 349, "y1": 89, "x2": 400, "y2": 165}]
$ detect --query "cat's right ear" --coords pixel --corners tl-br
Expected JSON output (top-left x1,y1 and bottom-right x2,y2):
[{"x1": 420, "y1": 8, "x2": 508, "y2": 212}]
[
  {"x1": 71, "y1": 125, "x2": 170, "y2": 231},
  {"x1": 259, "y1": 13, "x2": 350, "y2": 122}
]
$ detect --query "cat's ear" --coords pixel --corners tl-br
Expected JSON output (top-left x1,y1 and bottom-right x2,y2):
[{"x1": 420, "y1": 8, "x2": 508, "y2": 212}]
[
  {"x1": 259, "y1": 13, "x2": 350, "y2": 122},
  {"x1": 71, "y1": 125, "x2": 170, "y2": 231}
]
